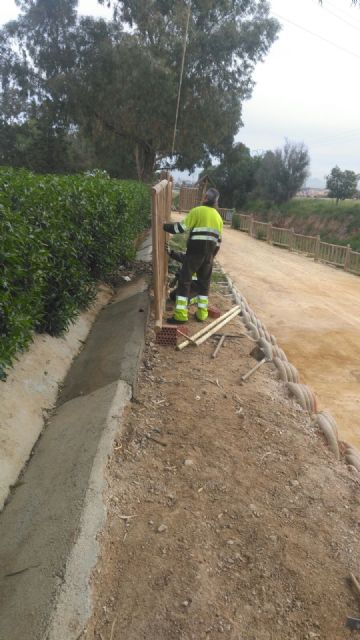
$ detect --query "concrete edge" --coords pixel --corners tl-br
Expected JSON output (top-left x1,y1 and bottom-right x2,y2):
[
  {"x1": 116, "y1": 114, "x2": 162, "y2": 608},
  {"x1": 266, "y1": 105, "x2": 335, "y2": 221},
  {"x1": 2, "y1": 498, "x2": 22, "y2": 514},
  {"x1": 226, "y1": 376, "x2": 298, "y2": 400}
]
[
  {"x1": 0, "y1": 285, "x2": 113, "y2": 512},
  {"x1": 45, "y1": 379, "x2": 132, "y2": 640},
  {"x1": 132, "y1": 299, "x2": 150, "y2": 400}
]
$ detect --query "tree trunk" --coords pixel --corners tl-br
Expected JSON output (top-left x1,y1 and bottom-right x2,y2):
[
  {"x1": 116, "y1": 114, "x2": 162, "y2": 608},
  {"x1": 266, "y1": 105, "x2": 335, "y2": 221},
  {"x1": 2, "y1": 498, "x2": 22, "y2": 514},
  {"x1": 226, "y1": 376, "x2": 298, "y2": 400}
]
[{"x1": 135, "y1": 143, "x2": 156, "y2": 182}]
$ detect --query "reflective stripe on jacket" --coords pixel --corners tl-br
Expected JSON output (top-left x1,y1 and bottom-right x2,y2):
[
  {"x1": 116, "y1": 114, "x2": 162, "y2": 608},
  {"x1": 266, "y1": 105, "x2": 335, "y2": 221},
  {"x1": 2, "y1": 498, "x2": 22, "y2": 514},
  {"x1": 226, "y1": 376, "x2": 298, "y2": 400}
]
[{"x1": 181, "y1": 206, "x2": 223, "y2": 244}]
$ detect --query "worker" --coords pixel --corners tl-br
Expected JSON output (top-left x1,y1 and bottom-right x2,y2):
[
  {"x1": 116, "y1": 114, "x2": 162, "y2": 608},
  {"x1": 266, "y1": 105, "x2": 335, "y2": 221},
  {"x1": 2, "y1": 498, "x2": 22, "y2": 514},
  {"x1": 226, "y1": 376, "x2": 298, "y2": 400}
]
[
  {"x1": 163, "y1": 188, "x2": 223, "y2": 324},
  {"x1": 166, "y1": 246, "x2": 200, "y2": 303}
]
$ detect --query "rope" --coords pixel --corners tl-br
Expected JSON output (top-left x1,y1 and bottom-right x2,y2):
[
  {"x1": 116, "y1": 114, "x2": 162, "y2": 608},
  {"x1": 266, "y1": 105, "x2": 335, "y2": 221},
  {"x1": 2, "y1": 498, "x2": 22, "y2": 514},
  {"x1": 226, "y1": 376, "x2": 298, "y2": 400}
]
[{"x1": 171, "y1": 1, "x2": 191, "y2": 158}]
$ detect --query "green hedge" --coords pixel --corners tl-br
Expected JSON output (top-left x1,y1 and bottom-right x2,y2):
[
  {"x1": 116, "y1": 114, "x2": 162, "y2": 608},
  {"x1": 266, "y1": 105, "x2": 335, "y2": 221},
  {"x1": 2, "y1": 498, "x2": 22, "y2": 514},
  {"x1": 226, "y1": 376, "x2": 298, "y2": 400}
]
[{"x1": 0, "y1": 167, "x2": 150, "y2": 379}]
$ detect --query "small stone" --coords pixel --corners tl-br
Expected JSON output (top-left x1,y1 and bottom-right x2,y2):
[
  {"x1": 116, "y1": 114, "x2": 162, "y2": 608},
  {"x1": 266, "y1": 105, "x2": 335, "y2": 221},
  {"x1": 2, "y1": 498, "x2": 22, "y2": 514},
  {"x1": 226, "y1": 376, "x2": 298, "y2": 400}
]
[
  {"x1": 184, "y1": 459, "x2": 194, "y2": 466},
  {"x1": 269, "y1": 535, "x2": 277, "y2": 543},
  {"x1": 157, "y1": 524, "x2": 168, "y2": 533},
  {"x1": 195, "y1": 395, "x2": 201, "y2": 400},
  {"x1": 227, "y1": 539, "x2": 235, "y2": 545},
  {"x1": 289, "y1": 479, "x2": 300, "y2": 487},
  {"x1": 148, "y1": 520, "x2": 154, "y2": 525},
  {"x1": 182, "y1": 600, "x2": 190, "y2": 607}
]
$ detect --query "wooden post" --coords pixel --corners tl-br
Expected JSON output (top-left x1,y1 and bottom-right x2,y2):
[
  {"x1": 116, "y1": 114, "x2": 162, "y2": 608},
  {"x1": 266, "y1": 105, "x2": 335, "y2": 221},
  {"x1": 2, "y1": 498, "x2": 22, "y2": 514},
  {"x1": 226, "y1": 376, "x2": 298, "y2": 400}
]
[
  {"x1": 249, "y1": 215, "x2": 254, "y2": 238},
  {"x1": 152, "y1": 186, "x2": 161, "y2": 329},
  {"x1": 289, "y1": 227, "x2": 295, "y2": 251},
  {"x1": 314, "y1": 235, "x2": 321, "y2": 262},
  {"x1": 152, "y1": 178, "x2": 172, "y2": 330},
  {"x1": 344, "y1": 244, "x2": 351, "y2": 271},
  {"x1": 266, "y1": 221, "x2": 272, "y2": 244}
]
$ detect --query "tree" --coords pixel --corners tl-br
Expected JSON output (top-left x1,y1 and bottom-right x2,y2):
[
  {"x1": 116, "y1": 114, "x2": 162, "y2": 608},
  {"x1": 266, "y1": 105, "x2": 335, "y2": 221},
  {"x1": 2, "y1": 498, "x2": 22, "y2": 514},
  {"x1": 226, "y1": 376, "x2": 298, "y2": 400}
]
[
  {"x1": 0, "y1": 0, "x2": 280, "y2": 180},
  {"x1": 201, "y1": 143, "x2": 261, "y2": 209},
  {"x1": 0, "y1": 0, "x2": 81, "y2": 172},
  {"x1": 326, "y1": 166, "x2": 359, "y2": 204},
  {"x1": 256, "y1": 140, "x2": 310, "y2": 205},
  {"x1": 92, "y1": 0, "x2": 280, "y2": 179}
]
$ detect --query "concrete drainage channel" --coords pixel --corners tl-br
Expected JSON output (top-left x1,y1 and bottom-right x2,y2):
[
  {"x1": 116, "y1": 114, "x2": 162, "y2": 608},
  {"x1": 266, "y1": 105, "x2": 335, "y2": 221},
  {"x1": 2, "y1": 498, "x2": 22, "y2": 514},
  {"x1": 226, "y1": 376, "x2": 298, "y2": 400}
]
[
  {"x1": 214, "y1": 264, "x2": 360, "y2": 472},
  {"x1": 0, "y1": 236, "x2": 151, "y2": 640}
]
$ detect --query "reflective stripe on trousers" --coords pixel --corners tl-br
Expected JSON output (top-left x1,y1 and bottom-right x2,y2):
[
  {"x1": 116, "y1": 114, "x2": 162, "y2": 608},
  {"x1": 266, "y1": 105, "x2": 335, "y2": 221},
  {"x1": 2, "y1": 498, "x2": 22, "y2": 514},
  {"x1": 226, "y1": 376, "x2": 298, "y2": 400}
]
[
  {"x1": 197, "y1": 295, "x2": 208, "y2": 309},
  {"x1": 196, "y1": 295, "x2": 208, "y2": 321},
  {"x1": 173, "y1": 295, "x2": 188, "y2": 322}
]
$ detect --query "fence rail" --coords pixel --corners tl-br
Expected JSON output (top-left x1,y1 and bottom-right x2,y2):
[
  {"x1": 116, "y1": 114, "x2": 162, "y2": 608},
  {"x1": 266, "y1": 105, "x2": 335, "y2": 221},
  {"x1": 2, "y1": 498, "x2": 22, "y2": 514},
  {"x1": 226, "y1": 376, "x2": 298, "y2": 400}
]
[
  {"x1": 239, "y1": 213, "x2": 251, "y2": 232},
  {"x1": 252, "y1": 220, "x2": 269, "y2": 241},
  {"x1": 218, "y1": 208, "x2": 235, "y2": 223},
  {"x1": 152, "y1": 178, "x2": 172, "y2": 329},
  {"x1": 179, "y1": 187, "x2": 234, "y2": 224},
  {"x1": 271, "y1": 226, "x2": 291, "y2": 248},
  {"x1": 233, "y1": 213, "x2": 360, "y2": 276},
  {"x1": 348, "y1": 250, "x2": 360, "y2": 275},
  {"x1": 293, "y1": 232, "x2": 317, "y2": 256},
  {"x1": 179, "y1": 186, "x2": 200, "y2": 212},
  {"x1": 318, "y1": 241, "x2": 348, "y2": 267}
]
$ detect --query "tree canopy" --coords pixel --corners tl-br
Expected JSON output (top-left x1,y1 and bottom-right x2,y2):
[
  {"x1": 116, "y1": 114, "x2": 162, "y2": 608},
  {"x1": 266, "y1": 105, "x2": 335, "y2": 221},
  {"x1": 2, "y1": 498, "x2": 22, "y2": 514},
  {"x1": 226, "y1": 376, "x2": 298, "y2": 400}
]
[
  {"x1": 200, "y1": 143, "x2": 261, "y2": 209},
  {"x1": 326, "y1": 166, "x2": 359, "y2": 204},
  {"x1": 72, "y1": 0, "x2": 281, "y2": 179},
  {"x1": 0, "y1": 0, "x2": 280, "y2": 179},
  {"x1": 256, "y1": 140, "x2": 310, "y2": 205}
]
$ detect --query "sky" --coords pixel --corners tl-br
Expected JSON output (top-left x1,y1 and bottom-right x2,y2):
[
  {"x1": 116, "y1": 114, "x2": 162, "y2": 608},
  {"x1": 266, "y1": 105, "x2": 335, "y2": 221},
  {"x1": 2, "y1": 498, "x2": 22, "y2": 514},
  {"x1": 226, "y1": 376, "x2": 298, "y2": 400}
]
[
  {"x1": 0, "y1": 0, "x2": 360, "y2": 186},
  {"x1": 238, "y1": 0, "x2": 360, "y2": 186}
]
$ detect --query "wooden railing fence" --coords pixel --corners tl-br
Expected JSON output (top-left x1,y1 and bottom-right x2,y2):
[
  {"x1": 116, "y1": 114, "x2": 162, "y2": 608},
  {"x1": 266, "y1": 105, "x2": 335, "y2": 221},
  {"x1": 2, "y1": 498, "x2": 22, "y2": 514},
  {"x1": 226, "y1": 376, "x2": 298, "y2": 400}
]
[
  {"x1": 218, "y1": 208, "x2": 235, "y2": 223},
  {"x1": 179, "y1": 186, "x2": 201, "y2": 212},
  {"x1": 178, "y1": 187, "x2": 235, "y2": 224},
  {"x1": 152, "y1": 178, "x2": 172, "y2": 329},
  {"x1": 233, "y1": 213, "x2": 360, "y2": 276}
]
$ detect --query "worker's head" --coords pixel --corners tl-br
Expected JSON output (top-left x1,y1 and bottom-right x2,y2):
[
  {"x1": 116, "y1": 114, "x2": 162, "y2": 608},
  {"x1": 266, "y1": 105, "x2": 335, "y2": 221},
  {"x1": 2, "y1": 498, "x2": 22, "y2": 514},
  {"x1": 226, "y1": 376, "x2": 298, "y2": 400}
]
[{"x1": 204, "y1": 188, "x2": 219, "y2": 207}]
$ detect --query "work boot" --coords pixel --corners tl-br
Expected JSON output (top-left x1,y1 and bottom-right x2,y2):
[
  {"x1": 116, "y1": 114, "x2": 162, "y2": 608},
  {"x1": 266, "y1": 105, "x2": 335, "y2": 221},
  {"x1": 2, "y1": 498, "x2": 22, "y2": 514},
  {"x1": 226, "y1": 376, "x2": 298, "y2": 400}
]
[{"x1": 166, "y1": 316, "x2": 188, "y2": 325}]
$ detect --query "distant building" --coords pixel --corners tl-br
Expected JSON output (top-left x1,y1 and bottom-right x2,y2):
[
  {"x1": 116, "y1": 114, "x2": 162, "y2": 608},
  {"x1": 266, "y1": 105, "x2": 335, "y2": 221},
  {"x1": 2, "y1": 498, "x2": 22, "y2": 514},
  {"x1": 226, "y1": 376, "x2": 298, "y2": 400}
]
[{"x1": 296, "y1": 187, "x2": 329, "y2": 198}]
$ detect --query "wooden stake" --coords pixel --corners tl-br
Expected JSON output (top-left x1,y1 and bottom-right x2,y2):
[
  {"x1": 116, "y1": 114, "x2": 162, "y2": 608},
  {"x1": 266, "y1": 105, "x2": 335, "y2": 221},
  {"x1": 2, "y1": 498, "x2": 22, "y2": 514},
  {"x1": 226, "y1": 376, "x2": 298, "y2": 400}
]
[
  {"x1": 194, "y1": 308, "x2": 241, "y2": 347},
  {"x1": 241, "y1": 358, "x2": 266, "y2": 382},
  {"x1": 176, "y1": 328, "x2": 197, "y2": 344},
  {"x1": 350, "y1": 573, "x2": 360, "y2": 601},
  {"x1": 177, "y1": 306, "x2": 240, "y2": 350},
  {"x1": 213, "y1": 333, "x2": 246, "y2": 339},
  {"x1": 109, "y1": 616, "x2": 117, "y2": 640},
  {"x1": 212, "y1": 335, "x2": 226, "y2": 358}
]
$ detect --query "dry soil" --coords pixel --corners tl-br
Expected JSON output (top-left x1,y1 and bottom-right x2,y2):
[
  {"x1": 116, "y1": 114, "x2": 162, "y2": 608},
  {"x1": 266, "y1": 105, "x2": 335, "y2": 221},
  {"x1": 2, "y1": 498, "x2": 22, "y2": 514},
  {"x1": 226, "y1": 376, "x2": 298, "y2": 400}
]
[
  {"x1": 83, "y1": 287, "x2": 360, "y2": 640},
  {"x1": 217, "y1": 228, "x2": 360, "y2": 449}
]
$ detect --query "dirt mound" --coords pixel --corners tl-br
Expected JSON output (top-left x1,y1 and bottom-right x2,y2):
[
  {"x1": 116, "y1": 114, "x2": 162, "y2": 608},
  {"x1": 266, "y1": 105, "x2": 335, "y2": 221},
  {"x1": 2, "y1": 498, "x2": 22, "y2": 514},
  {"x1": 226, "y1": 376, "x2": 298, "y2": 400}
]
[{"x1": 83, "y1": 292, "x2": 360, "y2": 640}]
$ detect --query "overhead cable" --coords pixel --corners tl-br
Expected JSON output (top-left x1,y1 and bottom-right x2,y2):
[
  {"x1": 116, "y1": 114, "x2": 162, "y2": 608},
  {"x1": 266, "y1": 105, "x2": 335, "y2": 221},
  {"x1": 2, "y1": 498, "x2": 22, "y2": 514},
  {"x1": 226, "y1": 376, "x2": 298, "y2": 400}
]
[{"x1": 273, "y1": 12, "x2": 360, "y2": 60}]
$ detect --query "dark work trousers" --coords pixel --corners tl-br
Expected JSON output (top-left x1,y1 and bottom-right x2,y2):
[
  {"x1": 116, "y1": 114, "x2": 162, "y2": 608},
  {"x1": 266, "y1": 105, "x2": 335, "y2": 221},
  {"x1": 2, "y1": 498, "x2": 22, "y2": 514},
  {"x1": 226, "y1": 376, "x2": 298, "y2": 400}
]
[{"x1": 176, "y1": 240, "x2": 217, "y2": 299}]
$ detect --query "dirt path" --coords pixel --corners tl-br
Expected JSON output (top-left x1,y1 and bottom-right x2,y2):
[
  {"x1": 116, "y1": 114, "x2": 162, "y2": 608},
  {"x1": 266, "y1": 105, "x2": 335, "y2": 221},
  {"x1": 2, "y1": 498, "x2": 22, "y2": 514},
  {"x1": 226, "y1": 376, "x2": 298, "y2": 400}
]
[
  {"x1": 84, "y1": 288, "x2": 360, "y2": 640},
  {"x1": 218, "y1": 229, "x2": 360, "y2": 449}
]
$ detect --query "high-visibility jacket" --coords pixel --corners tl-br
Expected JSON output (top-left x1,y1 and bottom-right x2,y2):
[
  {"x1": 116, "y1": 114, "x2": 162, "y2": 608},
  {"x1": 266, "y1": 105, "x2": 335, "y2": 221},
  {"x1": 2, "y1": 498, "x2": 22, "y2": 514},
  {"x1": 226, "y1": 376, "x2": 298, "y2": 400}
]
[{"x1": 164, "y1": 205, "x2": 223, "y2": 253}]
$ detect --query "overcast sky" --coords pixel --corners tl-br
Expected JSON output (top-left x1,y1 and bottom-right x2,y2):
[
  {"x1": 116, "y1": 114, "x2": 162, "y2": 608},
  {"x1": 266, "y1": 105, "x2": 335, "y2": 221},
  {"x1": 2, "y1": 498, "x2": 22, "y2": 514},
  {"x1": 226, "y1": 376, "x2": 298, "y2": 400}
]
[
  {"x1": 1, "y1": 0, "x2": 360, "y2": 186},
  {"x1": 239, "y1": 0, "x2": 360, "y2": 186}
]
